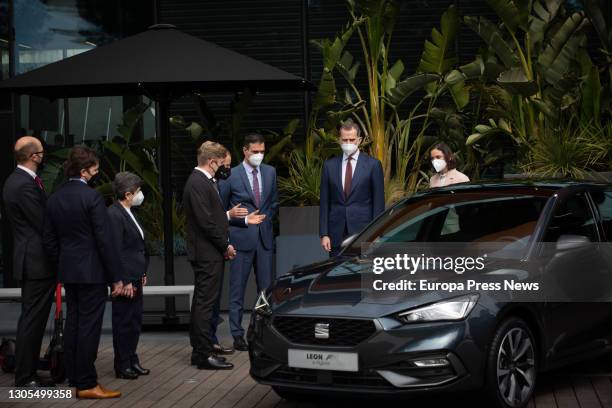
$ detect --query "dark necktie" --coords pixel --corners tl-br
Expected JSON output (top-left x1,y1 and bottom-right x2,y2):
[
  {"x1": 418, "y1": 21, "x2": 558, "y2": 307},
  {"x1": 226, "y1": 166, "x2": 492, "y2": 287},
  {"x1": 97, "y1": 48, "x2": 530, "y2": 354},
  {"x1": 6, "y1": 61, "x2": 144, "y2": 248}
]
[
  {"x1": 252, "y1": 168, "x2": 261, "y2": 207},
  {"x1": 344, "y1": 154, "x2": 354, "y2": 199},
  {"x1": 34, "y1": 176, "x2": 45, "y2": 192}
]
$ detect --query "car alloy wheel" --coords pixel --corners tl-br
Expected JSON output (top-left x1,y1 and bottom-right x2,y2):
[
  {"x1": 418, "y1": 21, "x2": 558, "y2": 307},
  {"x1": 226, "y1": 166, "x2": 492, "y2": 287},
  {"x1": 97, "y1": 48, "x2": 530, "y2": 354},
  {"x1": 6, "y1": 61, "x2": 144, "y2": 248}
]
[{"x1": 495, "y1": 324, "x2": 536, "y2": 407}]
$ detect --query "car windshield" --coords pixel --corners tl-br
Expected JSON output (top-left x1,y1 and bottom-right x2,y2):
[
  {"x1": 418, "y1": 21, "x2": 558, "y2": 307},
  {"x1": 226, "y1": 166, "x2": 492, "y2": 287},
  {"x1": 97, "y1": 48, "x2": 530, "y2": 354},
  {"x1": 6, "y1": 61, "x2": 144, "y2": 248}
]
[{"x1": 344, "y1": 189, "x2": 552, "y2": 258}]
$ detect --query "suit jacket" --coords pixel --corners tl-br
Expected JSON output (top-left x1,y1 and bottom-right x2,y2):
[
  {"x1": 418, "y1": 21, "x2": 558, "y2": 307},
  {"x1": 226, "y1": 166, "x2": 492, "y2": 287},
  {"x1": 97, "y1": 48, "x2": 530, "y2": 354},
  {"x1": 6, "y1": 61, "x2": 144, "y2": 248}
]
[
  {"x1": 107, "y1": 202, "x2": 149, "y2": 282},
  {"x1": 319, "y1": 153, "x2": 385, "y2": 248},
  {"x1": 183, "y1": 169, "x2": 232, "y2": 262},
  {"x1": 219, "y1": 162, "x2": 278, "y2": 251},
  {"x1": 2, "y1": 168, "x2": 53, "y2": 280},
  {"x1": 43, "y1": 180, "x2": 123, "y2": 284}
]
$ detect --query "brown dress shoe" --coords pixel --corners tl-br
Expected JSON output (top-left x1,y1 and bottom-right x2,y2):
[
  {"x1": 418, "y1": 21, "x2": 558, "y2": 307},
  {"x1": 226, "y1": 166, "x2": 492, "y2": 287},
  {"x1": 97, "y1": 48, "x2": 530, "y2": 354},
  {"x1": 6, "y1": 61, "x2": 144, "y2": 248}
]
[{"x1": 77, "y1": 384, "x2": 121, "y2": 399}]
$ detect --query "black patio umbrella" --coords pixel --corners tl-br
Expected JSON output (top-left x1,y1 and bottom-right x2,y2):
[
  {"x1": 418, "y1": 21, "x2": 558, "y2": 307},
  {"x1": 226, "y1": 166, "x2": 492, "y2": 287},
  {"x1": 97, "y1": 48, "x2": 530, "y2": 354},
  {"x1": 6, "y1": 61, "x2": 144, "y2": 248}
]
[{"x1": 0, "y1": 24, "x2": 315, "y2": 322}]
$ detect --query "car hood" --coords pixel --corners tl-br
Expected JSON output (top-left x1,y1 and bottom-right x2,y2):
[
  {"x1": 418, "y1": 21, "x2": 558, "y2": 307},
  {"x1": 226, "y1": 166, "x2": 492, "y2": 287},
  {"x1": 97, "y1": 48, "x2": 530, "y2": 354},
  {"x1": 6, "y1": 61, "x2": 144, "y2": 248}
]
[{"x1": 270, "y1": 256, "x2": 528, "y2": 318}]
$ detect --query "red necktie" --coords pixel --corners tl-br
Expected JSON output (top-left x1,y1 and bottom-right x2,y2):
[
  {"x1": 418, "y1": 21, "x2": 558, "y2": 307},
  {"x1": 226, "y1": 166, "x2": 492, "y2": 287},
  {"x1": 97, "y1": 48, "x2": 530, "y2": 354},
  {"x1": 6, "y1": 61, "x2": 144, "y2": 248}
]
[
  {"x1": 252, "y1": 168, "x2": 261, "y2": 207},
  {"x1": 344, "y1": 155, "x2": 353, "y2": 199},
  {"x1": 34, "y1": 176, "x2": 45, "y2": 192}
]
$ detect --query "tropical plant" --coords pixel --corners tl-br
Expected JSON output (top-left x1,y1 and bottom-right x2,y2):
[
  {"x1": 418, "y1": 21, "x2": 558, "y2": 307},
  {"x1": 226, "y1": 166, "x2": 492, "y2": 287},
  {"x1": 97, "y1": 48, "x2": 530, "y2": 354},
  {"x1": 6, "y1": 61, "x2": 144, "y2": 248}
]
[
  {"x1": 101, "y1": 102, "x2": 187, "y2": 254},
  {"x1": 522, "y1": 114, "x2": 609, "y2": 178},
  {"x1": 464, "y1": 0, "x2": 593, "y2": 159}
]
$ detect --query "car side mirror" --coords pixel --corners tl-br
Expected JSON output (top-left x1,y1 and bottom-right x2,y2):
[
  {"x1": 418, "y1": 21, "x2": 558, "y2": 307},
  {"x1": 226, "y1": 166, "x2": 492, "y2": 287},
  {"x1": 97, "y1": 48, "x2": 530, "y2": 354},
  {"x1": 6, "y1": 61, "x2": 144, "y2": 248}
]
[
  {"x1": 341, "y1": 234, "x2": 358, "y2": 249},
  {"x1": 556, "y1": 234, "x2": 590, "y2": 252}
]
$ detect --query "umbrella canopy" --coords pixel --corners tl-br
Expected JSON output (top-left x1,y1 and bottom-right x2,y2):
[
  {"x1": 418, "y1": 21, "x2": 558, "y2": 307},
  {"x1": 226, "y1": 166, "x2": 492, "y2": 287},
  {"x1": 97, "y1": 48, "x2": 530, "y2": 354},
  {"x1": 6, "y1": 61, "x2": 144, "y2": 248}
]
[{"x1": 0, "y1": 24, "x2": 315, "y2": 98}]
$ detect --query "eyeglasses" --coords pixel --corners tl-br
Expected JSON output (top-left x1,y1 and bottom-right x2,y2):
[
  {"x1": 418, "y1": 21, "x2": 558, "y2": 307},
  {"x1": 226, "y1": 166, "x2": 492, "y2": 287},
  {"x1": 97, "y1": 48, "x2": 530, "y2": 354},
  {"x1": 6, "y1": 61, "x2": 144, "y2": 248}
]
[{"x1": 31, "y1": 151, "x2": 45, "y2": 156}]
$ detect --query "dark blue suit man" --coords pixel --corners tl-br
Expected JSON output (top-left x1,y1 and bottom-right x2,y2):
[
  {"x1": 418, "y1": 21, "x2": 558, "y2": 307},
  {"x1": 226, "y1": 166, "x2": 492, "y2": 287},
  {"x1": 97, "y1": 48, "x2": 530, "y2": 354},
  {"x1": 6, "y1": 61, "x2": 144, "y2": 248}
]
[
  {"x1": 219, "y1": 133, "x2": 278, "y2": 351},
  {"x1": 320, "y1": 120, "x2": 385, "y2": 256},
  {"x1": 43, "y1": 146, "x2": 123, "y2": 398}
]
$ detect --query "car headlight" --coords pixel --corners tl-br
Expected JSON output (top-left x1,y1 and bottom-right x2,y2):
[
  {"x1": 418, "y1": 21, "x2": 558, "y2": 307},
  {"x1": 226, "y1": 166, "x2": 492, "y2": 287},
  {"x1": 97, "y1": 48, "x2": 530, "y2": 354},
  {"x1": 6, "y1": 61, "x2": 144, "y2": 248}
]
[
  {"x1": 254, "y1": 290, "x2": 272, "y2": 317},
  {"x1": 397, "y1": 294, "x2": 479, "y2": 323}
]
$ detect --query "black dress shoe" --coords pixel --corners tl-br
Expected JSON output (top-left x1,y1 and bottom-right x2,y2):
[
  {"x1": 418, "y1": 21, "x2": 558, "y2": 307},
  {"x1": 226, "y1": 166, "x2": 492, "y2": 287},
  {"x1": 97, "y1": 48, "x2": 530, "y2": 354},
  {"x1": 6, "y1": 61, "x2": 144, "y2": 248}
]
[
  {"x1": 19, "y1": 379, "x2": 56, "y2": 388},
  {"x1": 115, "y1": 367, "x2": 139, "y2": 379},
  {"x1": 131, "y1": 363, "x2": 150, "y2": 375},
  {"x1": 233, "y1": 336, "x2": 248, "y2": 351},
  {"x1": 213, "y1": 343, "x2": 235, "y2": 355},
  {"x1": 197, "y1": 355, "x2": 234, "y2": 370}
]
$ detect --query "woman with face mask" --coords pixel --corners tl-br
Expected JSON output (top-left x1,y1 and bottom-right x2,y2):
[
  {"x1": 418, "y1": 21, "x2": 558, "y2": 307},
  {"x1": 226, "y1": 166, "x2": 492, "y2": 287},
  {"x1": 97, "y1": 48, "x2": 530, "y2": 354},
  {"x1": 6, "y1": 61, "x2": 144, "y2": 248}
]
[
  {"x1": 107, "y1": 172, "x2": 150, "y2": 380},
  {"x1": 429, "y1": 142, "x2": 470, "y2": 188}
]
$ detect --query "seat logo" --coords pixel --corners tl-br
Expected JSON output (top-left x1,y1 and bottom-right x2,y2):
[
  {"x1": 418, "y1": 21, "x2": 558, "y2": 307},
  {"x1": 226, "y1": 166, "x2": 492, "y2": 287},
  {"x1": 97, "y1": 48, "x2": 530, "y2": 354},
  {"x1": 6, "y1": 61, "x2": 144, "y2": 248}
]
[{"x1": 314, "y1": 323, "x2": 329, "y2": 339}]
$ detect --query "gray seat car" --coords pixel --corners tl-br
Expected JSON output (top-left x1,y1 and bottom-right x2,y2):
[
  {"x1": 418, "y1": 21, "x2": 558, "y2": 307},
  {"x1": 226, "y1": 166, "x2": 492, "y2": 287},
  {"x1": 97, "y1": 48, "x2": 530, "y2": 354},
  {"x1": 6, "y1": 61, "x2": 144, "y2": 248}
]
[{"x1": 248, "y1": 181, "x2": 612, "y2": 408}]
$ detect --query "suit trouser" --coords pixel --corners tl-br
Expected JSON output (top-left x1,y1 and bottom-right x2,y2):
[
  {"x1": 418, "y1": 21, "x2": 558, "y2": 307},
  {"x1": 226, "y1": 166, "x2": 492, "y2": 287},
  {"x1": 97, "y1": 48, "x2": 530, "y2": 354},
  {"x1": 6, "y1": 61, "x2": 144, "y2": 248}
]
[
  {"x1": 63, "y1": 283, "x2": 107, "y2": 391},
  {"x1": 112, "y1": 281, "x2": 143, "y2": 370},
  {"x1": 210, "y1": 275, "x2": 224, "y2": 345},
  {"x1": 229, "y1": 240, "x2": 273, "y2": 337},
  {"x1": 14, "y1": 277, "x2": 55, "y2": 386},
  {"x1": 190, "y1": 260, "x2": 223, "y2": 358}
]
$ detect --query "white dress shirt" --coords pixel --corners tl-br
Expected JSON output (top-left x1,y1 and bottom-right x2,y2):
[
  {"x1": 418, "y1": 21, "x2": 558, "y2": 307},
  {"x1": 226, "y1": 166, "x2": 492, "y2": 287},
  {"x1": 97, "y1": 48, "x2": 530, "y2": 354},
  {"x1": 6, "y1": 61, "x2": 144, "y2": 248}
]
[
  {"x1": 341, "y1": 149, "x2": 360, "y2": 189},
  {"x1": 123, "y1": 205, "x2": 144, "y2": 239},
  {"x1": 17, "y1": 165, "x2": 37, "y2": 179}
]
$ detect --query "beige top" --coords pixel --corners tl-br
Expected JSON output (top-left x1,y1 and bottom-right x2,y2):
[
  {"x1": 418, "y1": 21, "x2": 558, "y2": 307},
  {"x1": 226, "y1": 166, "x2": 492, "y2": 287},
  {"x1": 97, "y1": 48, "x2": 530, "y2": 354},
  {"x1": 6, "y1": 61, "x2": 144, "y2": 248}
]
[{"x1": 429, "y1": 168, "x2": 470, "y2": 188}]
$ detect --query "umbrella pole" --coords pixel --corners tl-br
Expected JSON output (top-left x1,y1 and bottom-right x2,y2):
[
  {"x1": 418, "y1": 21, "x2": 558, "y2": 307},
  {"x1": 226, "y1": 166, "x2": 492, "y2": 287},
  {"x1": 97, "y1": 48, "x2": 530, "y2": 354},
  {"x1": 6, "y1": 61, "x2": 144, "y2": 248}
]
[{"x1": 156, "y1": 96, "x2": 179, "y2": 325}]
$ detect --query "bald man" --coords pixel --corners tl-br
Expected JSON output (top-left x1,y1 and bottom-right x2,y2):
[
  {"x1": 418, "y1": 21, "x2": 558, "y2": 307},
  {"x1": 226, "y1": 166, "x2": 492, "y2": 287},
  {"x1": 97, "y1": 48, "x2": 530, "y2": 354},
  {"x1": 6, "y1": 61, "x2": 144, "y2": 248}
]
[{"x1": 2, "y1": 136, "x2": 55, "y2": 387}]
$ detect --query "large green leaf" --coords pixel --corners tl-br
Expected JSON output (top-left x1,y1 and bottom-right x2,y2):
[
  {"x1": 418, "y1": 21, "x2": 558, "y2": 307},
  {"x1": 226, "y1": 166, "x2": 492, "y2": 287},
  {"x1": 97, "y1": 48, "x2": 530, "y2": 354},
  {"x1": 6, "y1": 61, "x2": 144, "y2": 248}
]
[
  {"x1": 529, "y1": 0, "x2": 563, "y2": 50},
  {"x1": 385, "y1": 60, "x2": 404, "y2": 93},
  {"x1": 464, "y1": 16, "x2": 520, "y2": 69},
  {"x1": 337, "y1": 50, "x2": 361, "y2": 84},
  {"x1": 582, "y1": 0, "x2": 609, "y2": 49},
  {"x1": 538, "y1": 12, "x2": 588, "y2": 85},
  {"x1": 386, "y1": 73, "x2": 440, "y2": 108},
  {"x1": 485, "y1": 0, "x2": 523, "y2": 32},
  {"x1": 581, "y1": 64, "x2": 601, "y2": 123},
  {"x1": 445, "y1": 70, "x2": 470, "y2": 110},
  {"x1": 497, "y1": 67, "x2": 539, "y2": 96},
  {"x1": 417, "y1": 5, "x2": 459, "y2": 75}
]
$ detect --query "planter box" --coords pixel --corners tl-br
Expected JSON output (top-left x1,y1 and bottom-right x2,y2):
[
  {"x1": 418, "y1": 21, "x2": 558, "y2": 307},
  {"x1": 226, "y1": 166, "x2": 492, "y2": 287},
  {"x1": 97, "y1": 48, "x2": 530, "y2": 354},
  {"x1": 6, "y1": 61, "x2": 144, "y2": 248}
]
[{"x1": 276, "y1": 206, "x2": 327, "y2": 277}]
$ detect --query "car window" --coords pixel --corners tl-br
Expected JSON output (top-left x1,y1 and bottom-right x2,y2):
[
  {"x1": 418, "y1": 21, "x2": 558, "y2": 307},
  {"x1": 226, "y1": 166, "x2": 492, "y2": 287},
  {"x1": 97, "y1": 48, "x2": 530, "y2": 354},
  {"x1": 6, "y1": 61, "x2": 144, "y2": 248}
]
[
  {"x1": 347, "y1": 193, "x2": 548, "y2": 253},
  {"x1": 591, "y1": 189, "x2": 612, "y2": 242},
  {"x1": 543, "y1": 192, "x2": 598, "y2": 242}
]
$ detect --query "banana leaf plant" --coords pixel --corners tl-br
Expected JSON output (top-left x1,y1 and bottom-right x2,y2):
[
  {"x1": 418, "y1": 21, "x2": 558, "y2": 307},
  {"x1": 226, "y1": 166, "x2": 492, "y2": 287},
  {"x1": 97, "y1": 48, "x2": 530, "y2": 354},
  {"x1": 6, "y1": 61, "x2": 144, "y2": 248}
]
[{"x1": 464, "y1": 0, "x2": 593, "y2": 155}]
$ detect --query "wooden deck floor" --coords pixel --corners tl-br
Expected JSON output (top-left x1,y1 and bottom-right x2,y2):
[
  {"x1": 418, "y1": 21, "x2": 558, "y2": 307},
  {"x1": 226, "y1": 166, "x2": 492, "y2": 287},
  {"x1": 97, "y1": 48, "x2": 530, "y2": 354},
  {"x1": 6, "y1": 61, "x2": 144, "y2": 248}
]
[{"x1": 2, "y1": 333, "x2": 612, "y2": 408}]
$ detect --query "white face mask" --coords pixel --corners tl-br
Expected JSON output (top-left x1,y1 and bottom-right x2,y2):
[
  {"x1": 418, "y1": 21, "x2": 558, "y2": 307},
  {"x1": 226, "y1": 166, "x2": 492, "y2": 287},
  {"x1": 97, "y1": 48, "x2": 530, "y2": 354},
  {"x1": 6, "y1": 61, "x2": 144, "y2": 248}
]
[
  {"x1": 248, "y1": 153, "x2": 264, "y2": 167},
  {"x1": 131, "y1": 190, "x2": 145, "y2": 207},
  {"x1": 340, "y1": 143, "x2": 358, "y2": 156},
  {"x1": 432, "y1": 158, "x2": 447, "y2": 173}
]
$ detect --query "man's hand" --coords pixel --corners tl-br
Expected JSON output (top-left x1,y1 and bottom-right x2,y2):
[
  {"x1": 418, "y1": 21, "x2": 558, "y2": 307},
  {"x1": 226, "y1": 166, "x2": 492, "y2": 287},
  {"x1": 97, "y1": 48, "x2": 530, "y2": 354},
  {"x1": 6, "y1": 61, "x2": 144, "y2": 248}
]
[
  {"x1": 111, "y1": 281, "x2": 124, "y2": 297},
  {"x1": 141, "y1": 275, "x2": 148, "y2": 286},
  {"x1": 122, "y1": 283, "x2": 135, "y2": 299},
  {"x1": 225, "y1": 244, "x2": 237, "y2": 260},
  {"x1": 228, "y1": 203, "x2": 249, "y2": 218},
  {"x1": 246, "y1": 210, "x2": 266, "y2": 225},
  {"x1": 321, "y1": 236, "x2": 331, "y2": 252}
]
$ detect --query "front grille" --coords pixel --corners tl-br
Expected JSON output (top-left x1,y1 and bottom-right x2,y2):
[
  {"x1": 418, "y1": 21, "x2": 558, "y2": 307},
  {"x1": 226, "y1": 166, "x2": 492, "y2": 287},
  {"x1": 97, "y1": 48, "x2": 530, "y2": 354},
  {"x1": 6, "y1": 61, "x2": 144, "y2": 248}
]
[
  {"x1": 268, "y1": 366, "x2": 392, "y2": 389},
  {"x1": 272, "y1": 316, "x2": 376, "y2": 346}
]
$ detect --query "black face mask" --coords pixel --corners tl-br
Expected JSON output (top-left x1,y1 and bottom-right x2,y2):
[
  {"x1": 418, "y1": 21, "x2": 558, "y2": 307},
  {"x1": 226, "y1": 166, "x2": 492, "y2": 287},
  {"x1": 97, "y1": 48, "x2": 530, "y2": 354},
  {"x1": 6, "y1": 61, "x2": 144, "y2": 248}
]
[
  {"x1": 87, "y1": 173, "x2": 100, "y2": 187},
  {"x1": 215, "y1": 165, "x2": 231, "y2": 180}
]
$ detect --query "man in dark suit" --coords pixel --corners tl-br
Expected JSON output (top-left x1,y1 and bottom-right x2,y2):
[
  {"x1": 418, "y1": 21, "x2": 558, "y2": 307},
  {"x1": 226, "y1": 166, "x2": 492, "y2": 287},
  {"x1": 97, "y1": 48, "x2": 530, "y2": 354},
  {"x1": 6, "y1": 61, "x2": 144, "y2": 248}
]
[
  {"x1": 320, "y1": 119, "x2": 385, "y2": 256},
  {"x1": 2, "y1": 136, "x2": 55, "y2": 387},
  {"x1": 219, "y1": 133, "x2": 278, "y2": 351},
  {"x1": 107, "y1": 172, "x2": 150, "y2": 380},
  {"x1": 43, "y1": 146, "x2": 123, "y2": 399},
  {"x1": 183, "y1": 141, "x2": 264, "y2": 370}
]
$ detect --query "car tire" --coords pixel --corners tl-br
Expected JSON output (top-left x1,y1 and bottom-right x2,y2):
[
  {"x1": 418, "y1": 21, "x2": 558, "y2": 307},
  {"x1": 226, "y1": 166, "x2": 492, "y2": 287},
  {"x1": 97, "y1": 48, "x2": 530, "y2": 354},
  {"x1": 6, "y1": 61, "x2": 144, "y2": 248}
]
[
  {"x1": 485, "y1": 317, "x2": 537, "y2": 408},
  {"x1": 272, "y1": 386, "x2": 312, "y2": 401}
]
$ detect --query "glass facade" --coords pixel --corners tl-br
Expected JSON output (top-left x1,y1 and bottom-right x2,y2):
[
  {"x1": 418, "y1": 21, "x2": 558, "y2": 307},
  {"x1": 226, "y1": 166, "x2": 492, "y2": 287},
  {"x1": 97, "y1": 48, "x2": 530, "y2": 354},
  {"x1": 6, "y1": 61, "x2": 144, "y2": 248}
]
[{"x1": 1, "y1": 0, "x2": 153, "y2": 287}]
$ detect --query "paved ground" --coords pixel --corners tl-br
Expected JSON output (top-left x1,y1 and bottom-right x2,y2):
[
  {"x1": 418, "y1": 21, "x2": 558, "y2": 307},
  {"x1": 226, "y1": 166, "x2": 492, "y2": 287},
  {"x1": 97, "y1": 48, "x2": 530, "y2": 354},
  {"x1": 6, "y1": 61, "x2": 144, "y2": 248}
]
[{"x1": 1, "y1": 313, "x2": 612, "y2": 407}]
